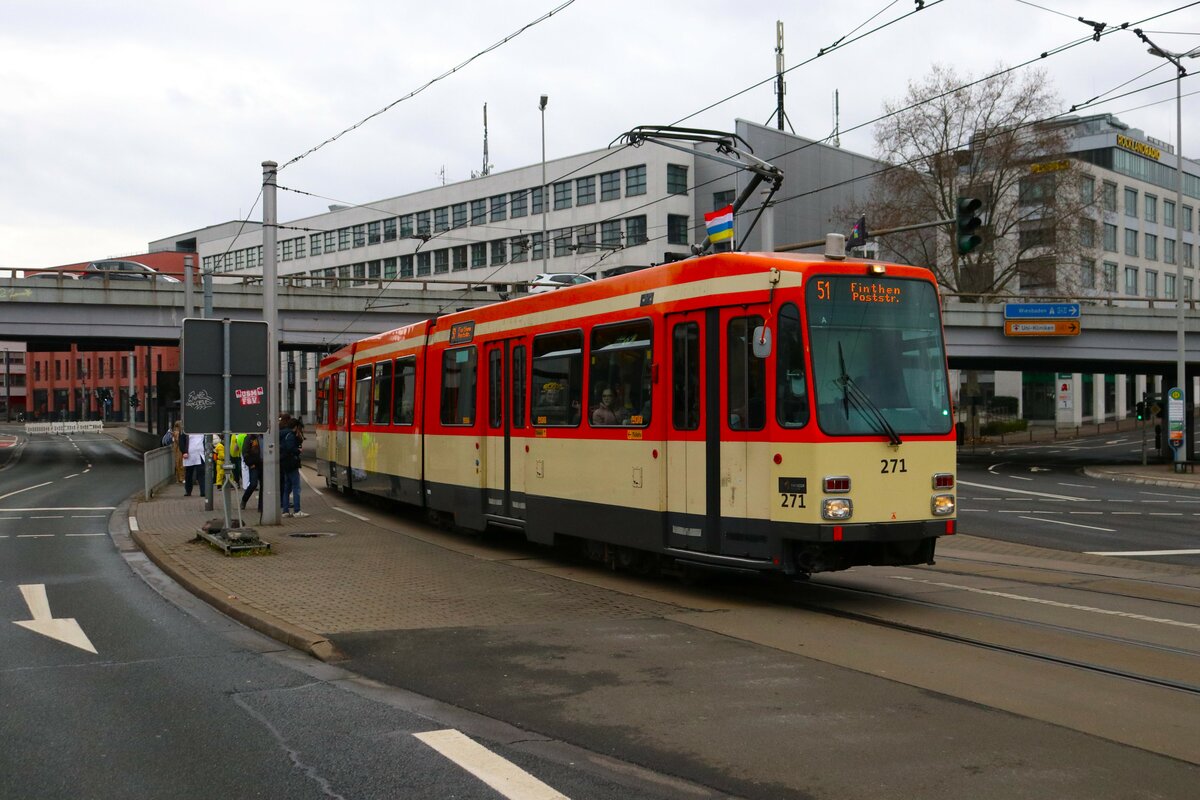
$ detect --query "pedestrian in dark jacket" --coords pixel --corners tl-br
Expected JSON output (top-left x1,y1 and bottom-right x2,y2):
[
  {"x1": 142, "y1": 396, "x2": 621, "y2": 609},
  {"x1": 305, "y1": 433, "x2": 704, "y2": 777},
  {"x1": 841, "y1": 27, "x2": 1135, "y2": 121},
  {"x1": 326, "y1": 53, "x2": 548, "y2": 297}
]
[
  {"x1": 279, "y1": 419, "x2": 305, "y2": 518},
  {"x1": 240, "y1": 434, "x2": 263, "y2": 512}
]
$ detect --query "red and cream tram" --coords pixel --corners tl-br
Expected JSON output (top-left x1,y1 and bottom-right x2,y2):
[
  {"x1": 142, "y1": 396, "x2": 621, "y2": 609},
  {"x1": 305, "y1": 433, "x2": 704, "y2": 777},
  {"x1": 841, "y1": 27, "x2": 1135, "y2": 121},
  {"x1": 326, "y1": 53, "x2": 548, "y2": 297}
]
[{"x1": 316, "y1": 251, "x2": 956, "y2": 577}]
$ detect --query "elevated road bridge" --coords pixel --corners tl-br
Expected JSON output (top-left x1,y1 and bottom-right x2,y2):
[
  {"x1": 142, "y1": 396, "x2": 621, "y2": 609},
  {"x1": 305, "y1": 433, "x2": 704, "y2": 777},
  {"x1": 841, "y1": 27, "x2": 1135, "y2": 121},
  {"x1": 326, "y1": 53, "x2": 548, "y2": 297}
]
[{"x1": 0, "y1": 278, "x2": 1197, "y2": 379}]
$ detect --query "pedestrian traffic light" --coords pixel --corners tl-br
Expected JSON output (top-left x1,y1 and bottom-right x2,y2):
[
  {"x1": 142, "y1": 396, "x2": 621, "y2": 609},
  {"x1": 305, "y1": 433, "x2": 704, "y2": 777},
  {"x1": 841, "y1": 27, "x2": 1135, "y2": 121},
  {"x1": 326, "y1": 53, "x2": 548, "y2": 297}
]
[
  {"x1": 956, "y1": 197, "x2": 983, "y2": 255},
  {"x1": 1136, "y1": 401, "x2": 1146, "y2": 420},
  {"x1": 130, "y1": 395, "x2": 140, "y2": 409}
]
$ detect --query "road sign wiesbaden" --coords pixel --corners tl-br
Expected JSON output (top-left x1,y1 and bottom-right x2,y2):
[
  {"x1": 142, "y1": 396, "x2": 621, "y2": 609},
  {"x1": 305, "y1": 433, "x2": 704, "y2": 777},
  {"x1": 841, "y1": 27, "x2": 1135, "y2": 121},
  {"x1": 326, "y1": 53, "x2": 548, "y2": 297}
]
[
  {"x1": 1004, "y1": 302, "x2": 1081, "y2": 319},
  {"x1": 1004, "y1": 320, "x2": 1081, "y2": 336}
]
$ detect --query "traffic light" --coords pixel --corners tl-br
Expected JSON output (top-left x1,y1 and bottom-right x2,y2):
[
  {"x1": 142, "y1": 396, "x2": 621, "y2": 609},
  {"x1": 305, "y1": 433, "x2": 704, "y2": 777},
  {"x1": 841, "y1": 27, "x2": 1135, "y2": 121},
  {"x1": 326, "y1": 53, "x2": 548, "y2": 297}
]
[
  {"x1": 955, "y1": 197, "x2": 983, "y2": 255},
  {"x1": 1136, "y1": 401, "x2": 1146, "y2": 420},
  {"x1": 129, "y1": 395, "x2": 140, "y2": 409}
]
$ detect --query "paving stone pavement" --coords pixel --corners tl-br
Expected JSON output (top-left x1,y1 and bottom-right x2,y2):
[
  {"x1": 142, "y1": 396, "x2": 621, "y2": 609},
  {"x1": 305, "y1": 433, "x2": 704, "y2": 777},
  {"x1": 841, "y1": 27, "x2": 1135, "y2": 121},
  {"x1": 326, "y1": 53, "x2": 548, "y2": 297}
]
[
  {"x1": 130, "y1": 467, "x2": 689, "y2": 660},
  {"x1": 129, "y1": 461, "x2": 1200, "y2": 662}
]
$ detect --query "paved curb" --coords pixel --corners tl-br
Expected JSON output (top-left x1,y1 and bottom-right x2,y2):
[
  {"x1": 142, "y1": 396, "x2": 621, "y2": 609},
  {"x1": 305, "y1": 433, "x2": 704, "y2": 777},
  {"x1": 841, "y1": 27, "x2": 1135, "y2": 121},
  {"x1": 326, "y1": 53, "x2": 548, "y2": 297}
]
[
  {"x1": 128, "y1": 507, "x2": 343, "y2": 663},
  {"x1": 1082, "y1": 467, "x2": 1200, "y2": 491}
]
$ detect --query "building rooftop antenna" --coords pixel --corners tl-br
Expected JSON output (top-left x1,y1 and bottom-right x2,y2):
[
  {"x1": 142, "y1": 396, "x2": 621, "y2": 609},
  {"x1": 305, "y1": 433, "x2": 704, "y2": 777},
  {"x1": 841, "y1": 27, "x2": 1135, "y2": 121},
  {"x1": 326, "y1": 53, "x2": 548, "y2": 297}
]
[
  {"x1": 481, "y1": 103, "x2": 492, "y2": 177},
  {"x1": 766, "y1": 21, "x2": 795, "y2": 134}
]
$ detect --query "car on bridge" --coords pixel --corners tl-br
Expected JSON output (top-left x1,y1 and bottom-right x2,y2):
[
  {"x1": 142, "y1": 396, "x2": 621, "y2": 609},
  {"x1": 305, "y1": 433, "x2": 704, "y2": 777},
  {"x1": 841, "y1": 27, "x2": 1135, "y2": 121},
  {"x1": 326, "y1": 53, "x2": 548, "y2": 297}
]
[{"x1": 82, "y1": 260, "x2": 180, "y2": 283}]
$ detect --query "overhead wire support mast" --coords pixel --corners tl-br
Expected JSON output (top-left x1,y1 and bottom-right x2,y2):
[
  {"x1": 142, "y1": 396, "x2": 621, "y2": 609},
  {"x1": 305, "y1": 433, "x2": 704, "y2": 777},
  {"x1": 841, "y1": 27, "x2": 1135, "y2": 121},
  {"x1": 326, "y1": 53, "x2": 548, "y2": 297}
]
[{"x1": 616, "y1": 126, "x2": 783, "y2": 256}]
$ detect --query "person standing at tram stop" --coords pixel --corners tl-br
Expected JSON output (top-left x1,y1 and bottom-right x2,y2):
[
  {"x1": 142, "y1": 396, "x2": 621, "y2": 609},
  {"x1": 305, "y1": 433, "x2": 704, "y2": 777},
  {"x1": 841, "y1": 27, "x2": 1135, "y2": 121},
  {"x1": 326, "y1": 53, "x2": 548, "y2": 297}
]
[
  {"x1": 592, "y1": 386, "x2": 627, "y2": 426},
  {"x1": 279, "y1": 417, "x2": 306, "y2": 518},
  {"x1": 211, "y1": 435, "x2": 226, "y2": 488},
  {"x1": 228, "y1": 432, "x2": 245, "y2": 489},
  {"x1": 170, "y1": 420, "x2": 184, "y2": 483},
  {"x1": 181, "y1": 429, "x2": 206, "y2": 497},
  {"x1": 240, "y1": 434, "x2": 263, "y2": 512}
]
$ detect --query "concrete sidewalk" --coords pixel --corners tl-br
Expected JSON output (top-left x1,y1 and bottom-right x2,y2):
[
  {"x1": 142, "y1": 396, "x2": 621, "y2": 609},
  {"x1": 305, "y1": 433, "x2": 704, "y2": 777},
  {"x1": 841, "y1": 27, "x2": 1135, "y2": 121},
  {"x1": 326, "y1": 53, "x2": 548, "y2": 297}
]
[{"x1": 127, "y1": 461, "x2": 1200, "y2": 665}]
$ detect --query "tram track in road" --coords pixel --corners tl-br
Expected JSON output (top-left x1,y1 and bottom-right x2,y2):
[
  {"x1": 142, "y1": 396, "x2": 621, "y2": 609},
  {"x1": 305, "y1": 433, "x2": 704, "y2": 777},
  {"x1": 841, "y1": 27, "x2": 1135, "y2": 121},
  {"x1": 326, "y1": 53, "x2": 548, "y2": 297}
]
[
  {"x1": 789, "y1": 589, "x2": 1200, "y2": 697},
  {"x1": 925, "y1": 553, "x2": 1200, "y2": 611}
]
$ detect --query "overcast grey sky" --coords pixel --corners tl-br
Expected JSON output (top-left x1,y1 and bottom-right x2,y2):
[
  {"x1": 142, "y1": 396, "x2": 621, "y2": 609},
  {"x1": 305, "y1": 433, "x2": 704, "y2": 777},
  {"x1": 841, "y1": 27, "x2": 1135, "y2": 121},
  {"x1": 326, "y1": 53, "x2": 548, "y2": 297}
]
[{"x1": 1, "y1": 0, "x2": 1196, "y2": 270}]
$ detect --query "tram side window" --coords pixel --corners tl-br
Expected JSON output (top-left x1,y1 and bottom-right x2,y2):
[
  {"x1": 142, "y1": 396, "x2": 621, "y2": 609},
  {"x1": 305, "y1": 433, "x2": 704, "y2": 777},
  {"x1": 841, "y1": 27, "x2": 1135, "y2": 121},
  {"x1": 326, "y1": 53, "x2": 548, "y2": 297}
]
[
  {"x1": 335, "y1": 370, "x2": 347, "y2": 425},
  {"x1": 672, "y1": 322, "x2": 699, "y2": 430},
  {"x1": 488, "y1": 349, "x2": 503, "y2": 428},
  {"x1": 531, "y1": 330, "x2": 582, "y2": 426},
  {"x1": 354, "y1": 365, "x2": 373, "y2": 425},
  {"x1": 589, "y1": 319, "x2": 652, "y2": 427},
  {"x1": 316, "y1": 377, "x2": 328, "y2": 425},
  {"x1": 776, "y1": 303, "x2": 809, "y2": 428},
  {"x1": 727, "y1": 315, "x2": 765, "y2": 431},
  {"x1": 440, "y1": 347, "x2": 477, "y2": 425},
  {"x1": 373, "y1": 359, "x2": 393, "y2": 424},
  {"x1": 512, "y1": 345, "x2": 526, "y2": 428},
  {"x1": 392, "y1": 356, "x2": 416, "y2": 425}
]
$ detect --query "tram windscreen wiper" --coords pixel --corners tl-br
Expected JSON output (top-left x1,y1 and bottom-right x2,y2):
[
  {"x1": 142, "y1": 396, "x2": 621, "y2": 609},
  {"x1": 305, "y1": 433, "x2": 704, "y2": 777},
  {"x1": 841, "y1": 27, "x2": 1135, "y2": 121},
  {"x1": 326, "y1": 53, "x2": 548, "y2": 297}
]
[{"x1": 835, "y1": 341, "x2": 902, "y2": 446}]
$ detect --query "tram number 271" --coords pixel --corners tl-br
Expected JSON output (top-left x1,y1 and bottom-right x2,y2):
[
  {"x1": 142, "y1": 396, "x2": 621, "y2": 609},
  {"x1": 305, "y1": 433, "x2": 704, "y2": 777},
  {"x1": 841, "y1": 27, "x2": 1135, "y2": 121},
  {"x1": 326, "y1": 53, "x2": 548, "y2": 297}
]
[
  {"x1": 880, "y1": 458, "x2": 907, "y2": 474},
  {"x1": 780, "y1": 493, "x2": 807, "y2": 508}
]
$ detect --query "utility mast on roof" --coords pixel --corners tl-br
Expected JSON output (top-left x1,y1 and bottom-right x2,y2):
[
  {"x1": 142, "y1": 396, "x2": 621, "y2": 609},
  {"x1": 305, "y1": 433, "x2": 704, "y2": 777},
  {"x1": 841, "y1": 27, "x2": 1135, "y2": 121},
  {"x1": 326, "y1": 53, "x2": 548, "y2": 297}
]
[
  {"x1": 481, "y1": 103, "x2": 492, "y2": 177},
  {"x1": 766, "y1": 21, "x2": 795, "y2": 134}
]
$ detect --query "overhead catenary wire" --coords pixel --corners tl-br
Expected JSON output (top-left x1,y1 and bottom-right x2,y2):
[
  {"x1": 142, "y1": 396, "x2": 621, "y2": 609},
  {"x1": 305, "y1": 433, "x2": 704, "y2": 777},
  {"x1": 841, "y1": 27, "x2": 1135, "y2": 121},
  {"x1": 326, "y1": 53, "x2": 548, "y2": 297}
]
[{"x1": 248, "y1": 2, "x2": 1198, "y2": 324}]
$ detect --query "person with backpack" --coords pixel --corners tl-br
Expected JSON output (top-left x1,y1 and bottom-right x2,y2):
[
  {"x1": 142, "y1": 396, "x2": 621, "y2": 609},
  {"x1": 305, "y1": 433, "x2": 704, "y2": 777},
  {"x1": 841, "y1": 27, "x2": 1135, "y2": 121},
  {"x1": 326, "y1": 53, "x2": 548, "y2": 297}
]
[
  {"x1": 240, "y1": 434, "x2": 263, "y2": 512},
  {"x1": 279, "y1": 418, "x2": 306, "y2": 518}
]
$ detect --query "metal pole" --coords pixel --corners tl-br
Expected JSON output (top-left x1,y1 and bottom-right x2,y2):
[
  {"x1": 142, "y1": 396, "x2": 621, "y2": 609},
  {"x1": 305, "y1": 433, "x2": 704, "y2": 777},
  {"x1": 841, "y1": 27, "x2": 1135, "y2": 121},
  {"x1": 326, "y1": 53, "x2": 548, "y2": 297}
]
[
  {"x1": 4, "y1": 346, "x2": 9, "y2": 422},
  {"x1": 184, "y1": 254, "x2": 194, "y2": 319},
  {"x1": 1174, "y1": 68, "x2": 1187, "y2": 467},
  {"x1": 261, "y1": 160, "x2": 280, "y2": 525},
  {"x1": 540, "y1": 95, "x2": 548, "y2": 275},
  {"x1": 221, "y1": 318, "x2": 234, "y2": 531},
  {"x1": 128, "y1": 351, "x2": 135, "y2": 428}
]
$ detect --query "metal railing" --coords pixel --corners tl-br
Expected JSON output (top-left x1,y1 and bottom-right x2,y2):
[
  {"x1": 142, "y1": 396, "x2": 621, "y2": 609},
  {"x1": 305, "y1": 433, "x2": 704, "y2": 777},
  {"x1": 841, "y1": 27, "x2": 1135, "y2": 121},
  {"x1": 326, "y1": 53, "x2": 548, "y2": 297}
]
[
  {"x1": 143, "y1": 445, "x2": 175, "y2": 501},
  {"x1": 24, "y1": 420, "x2": 104, "y2": 435}
]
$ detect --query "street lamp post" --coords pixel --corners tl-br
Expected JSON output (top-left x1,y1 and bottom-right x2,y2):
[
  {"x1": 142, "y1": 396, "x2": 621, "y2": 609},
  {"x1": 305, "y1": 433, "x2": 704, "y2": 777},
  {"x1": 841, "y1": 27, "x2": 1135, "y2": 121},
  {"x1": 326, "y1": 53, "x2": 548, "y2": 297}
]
[
  {"x1": 539, "y1": 94, "x2": 548, "y2": 275},
  {"x1": 1139, "y1": 30, "x2": 1199, "y2": 468}
]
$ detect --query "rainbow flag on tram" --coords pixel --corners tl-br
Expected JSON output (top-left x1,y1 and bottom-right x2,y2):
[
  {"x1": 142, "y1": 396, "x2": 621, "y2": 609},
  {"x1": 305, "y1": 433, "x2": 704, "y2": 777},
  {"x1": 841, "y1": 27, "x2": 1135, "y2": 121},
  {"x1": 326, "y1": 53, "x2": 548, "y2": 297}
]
[{"x1": 704, "y1": 204, "x2": 734, "y2": 242}]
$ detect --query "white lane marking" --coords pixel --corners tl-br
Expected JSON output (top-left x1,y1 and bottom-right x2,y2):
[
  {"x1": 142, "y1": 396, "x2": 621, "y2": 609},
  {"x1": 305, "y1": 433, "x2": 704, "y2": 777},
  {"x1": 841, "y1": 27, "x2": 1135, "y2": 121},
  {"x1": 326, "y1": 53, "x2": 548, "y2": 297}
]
[
  {"x1": 31, "y1": 515, "x2": 63, "y2": 519},
  {"x1": 128, "y1": 517, "x2": 140, "y2": 532},
  {"x1": 1009, "y1": 475, "x2": 1034, "y2": 481},
  {"x1": 63, "y1": 473, "x2": 81, "y2": 480},
  {"x1": 1017, "y1": 515, "x2": 1116, "y2": 532},
  {"x1": 333, "y1": 507, "x2": 369, "y2": 522},
  {"x1": 1057, "y1": 483, "x2": 1093, "y2": 488},
  {"x1": 0, "y1": 517, "x2": 21, "y2": 521},
  {"x1": 0, "y1": 507, "x2": 116, "y2": 512},
  {"x1": 64, "y1": 533, "x2": 106, "y2": 537},
  {"x1": 1068, "y1": 512, "x2": 1104, "y2": 515},
  {"x1": 17, "y1": 534, "x2": 55, "y2": 538},
  {"x1": 1148, "y1": 513, "x2": 1184, "y2": 517},
  {"x1": 1111, "y1": 511, "x2": 1142, "y2": 515},
  {"x1": 71, "y1": 515, "x2": 106, "y2": 519},
  {"x1": 890, "y1": 576, "x2": 1200, "y2": 631},
  {"x1": 413, "y1": 729, "x2": 569, "y2": 800},
  {"x1": 1086, "y1": 549, "x2": 1200, "y2": 557},
  {"x1": 958, "y1": 481, "x2": 1084, "y2": 501},
  {"x1": 0, "y1": 481, "x2": 53, "y2": 501},
  {"x1": 13, "y1": 584, "x2": 98, "y2": 654},
  {"x1": 1140, "y1": 491, "x2": 1193, "y2": 499}
]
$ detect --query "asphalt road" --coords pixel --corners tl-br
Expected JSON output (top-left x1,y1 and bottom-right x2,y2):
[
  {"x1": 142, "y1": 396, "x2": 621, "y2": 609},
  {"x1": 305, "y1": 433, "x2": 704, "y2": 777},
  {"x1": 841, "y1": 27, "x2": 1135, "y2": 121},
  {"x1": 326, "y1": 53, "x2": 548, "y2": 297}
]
[
  {"x1": 957, "y1": 435, "x2": 1200, "y2": 567},
  {"x1": 5, "y1": 426, "x2": 1199, "y2": 800},
  {"x1": 1, "y1": 430, "x2": 706, "y2": 800}
]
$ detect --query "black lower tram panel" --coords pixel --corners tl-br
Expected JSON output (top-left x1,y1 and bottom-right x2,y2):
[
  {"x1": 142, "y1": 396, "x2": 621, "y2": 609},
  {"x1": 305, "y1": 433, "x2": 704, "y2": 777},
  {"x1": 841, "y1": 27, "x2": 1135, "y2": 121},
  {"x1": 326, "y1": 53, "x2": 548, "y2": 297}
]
[{"x1": 412, "y1": 477, "x2": 945, "y2": 577}]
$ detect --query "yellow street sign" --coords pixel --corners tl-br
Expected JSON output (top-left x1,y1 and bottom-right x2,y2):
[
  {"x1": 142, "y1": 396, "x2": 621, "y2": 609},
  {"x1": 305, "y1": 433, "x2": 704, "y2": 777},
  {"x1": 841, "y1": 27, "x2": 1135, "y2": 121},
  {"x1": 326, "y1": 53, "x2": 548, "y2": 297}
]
[{"x1": 1004, "y1": 319, "x2": 1081, "y2": 337}]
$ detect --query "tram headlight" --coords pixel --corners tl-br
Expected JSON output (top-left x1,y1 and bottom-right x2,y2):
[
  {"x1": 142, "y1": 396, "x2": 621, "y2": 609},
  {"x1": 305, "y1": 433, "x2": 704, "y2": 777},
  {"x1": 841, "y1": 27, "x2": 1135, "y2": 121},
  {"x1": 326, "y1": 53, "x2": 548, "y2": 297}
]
[
  {"x1": 821, "y1": 497, "x2": 853, "y2": 521},
  {"x1": 931, "y1": 493, "x2": 956, "y2": 516}
]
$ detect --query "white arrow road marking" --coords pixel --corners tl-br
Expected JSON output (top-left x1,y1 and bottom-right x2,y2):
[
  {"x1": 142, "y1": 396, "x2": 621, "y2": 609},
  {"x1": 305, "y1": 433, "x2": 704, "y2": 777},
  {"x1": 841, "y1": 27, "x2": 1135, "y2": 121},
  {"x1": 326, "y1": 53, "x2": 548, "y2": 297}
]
[
  {"x1": 414, "y1": 729, "x2": 569, "y2": 800},
  {"x1": 0, "y1": 482, "x2": 53, "y2": 501},
  {"x1": 958, "y1": 481, "x2": 1085, "y2": 501},
  {"x1": 13, "y1": 584, "x2": 97, "y2": 654}
]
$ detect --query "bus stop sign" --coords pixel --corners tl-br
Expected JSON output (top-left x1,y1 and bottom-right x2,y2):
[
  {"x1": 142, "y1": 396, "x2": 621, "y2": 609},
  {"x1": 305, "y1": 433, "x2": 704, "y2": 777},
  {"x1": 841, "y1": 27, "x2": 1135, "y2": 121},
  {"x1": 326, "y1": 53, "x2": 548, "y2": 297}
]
[{"x1": 181, "y1": 318, "x2": 269, "y2": 434}]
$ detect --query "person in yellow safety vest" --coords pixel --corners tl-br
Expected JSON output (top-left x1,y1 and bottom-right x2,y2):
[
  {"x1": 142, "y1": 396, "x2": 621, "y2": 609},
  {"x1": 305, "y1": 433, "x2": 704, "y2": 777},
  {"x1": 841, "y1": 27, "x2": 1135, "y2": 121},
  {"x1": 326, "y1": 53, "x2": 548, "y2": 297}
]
[
  {"x1": 212, "y1": 435, "x2": 226, "y2": 487},
  {"x1": 230, "y1": 432, "x2": 246, "y2": 488}
]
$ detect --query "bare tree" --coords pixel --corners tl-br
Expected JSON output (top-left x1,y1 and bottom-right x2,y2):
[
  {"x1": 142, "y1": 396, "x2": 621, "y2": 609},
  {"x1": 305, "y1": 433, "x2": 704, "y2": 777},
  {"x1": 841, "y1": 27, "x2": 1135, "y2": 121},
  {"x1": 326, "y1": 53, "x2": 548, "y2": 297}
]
[{"x1": 851, "y1": 65, "x2": 1091, "y2": 299}]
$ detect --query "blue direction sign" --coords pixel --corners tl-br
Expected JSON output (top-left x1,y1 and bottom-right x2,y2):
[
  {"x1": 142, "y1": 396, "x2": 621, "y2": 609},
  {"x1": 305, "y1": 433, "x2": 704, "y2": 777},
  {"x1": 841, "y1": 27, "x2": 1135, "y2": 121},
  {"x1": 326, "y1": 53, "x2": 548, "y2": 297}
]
[{"x1": 1004, "y1": 302, "x2": 1081, "y2": 319}]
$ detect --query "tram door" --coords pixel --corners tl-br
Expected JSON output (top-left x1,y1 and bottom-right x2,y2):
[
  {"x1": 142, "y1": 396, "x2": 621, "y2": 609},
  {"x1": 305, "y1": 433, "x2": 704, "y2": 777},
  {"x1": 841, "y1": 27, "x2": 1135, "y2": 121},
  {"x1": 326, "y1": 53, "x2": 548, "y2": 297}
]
[
  {"x1": 483, "y1": 340, "x2": 524, "y2": 521},
  {"x1": 666, "y1": 311, "x2": 715, "y2": 552}
]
